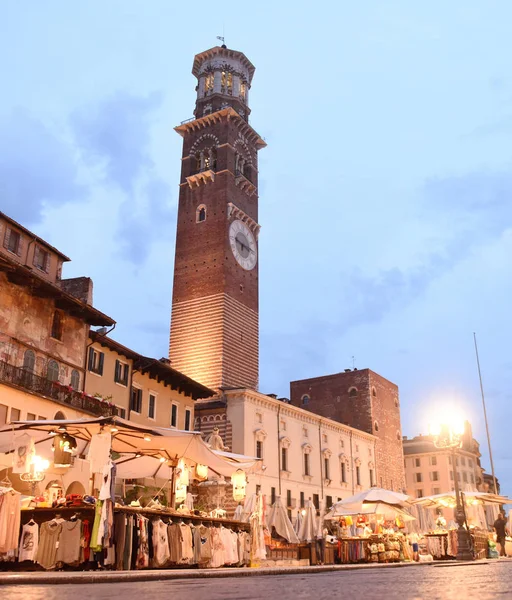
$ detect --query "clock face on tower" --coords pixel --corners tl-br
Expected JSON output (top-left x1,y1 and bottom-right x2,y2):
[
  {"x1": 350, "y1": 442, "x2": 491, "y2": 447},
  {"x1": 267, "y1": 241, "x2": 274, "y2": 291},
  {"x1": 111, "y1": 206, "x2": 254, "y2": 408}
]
[{"x1": 229, "y1": 219, "x2": 257, "y2": 271}]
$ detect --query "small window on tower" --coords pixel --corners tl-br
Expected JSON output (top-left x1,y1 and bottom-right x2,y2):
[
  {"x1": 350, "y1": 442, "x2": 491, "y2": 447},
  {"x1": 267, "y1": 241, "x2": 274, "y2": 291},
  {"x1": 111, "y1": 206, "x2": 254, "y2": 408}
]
[
  {"x1": 205, "y1": 73, "x2": 214, "y2": 94},
  {"x1": 196, "y1": 205, "x2": 207, "y2": 223}
]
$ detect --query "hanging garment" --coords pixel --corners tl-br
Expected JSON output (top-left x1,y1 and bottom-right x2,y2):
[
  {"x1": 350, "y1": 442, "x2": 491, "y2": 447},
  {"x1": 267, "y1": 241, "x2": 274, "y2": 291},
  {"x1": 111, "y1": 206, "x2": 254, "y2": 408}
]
[
  {"x1": 152, "y1": 520, "x2": 170, "y2": 567},
  {"x1": 90, "y1": 500, "x2": 104, "y2": 553},
  {"x1": 56, "y1": 520, "x2": 82, "y2": 565},
  {"x1": 88, "y1": 433, "x2": 111, "y2": 474},
  {"x1": 18, "y1": 521, "x2": 39, "y2": 562},
  {"x1": 123, "y1": 515, "x2": 134, "y2": 570},
  {"x1": 114, "y1": 513, "x2": 127, "y2": 570},
  {"x1": 0, "y1": 490, "x2": 21, "y2": 556},
  {"x1": 136, "y1": 515, "x2": 150, "y2": 569},
  {"x1": 80, "y1": 519, "x2": 91, "y2": 563},
  {"x1": 208, "y1": 527, "x2": 225, "y2": 568},
  {"x1": 12, "y1": 434, "x2": 35, "y2": 473},
  {"x1": 36, "y1": 521, "x2": 63, "y2": 570},
  {"x1": 193, "y1": 525, "x2": 213, "y2": 565},
  {"x1": 168, "y1": 522, "x2": 183, "y2": 563},
  {"x1": 178, "y1": 522, "x2": 194, "y2": 563}
]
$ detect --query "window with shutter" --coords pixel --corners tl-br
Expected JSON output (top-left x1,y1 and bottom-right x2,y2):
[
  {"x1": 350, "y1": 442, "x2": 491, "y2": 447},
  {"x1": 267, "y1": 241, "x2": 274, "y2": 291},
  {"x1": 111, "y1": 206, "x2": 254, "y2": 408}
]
[
  {"x1": 4, "y1": 228, "x2": 21, "y2": 255},
  {"x1": 51, "y1": 311, "x2": 63, "y2": 340},
  {"x1": 114, "y1": 360, "x2": 128, "y2": 385},
  {"x1": 33, "y1": 246, "x2": 50, "y2": 272},
  {"x1": 88, "y1": 348, "x2": 104, "y2": 375}
]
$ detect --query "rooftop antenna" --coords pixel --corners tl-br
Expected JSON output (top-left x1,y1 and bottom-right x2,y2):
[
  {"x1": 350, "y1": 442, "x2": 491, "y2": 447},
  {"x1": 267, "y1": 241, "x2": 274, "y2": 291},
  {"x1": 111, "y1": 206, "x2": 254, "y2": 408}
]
[
  {"x1": 351, "y1": 356, "x2": 356, "y2": 369},
  {"x1": 473, "y1": 332, "x2": 498, "y2": 495}
]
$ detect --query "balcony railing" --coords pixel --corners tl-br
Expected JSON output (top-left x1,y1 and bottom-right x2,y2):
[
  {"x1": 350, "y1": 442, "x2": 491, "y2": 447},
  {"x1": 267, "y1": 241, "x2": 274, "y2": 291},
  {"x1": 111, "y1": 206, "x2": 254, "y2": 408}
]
[{"x1": 0, "y1": 360, "x2": 117, "y2": 417}]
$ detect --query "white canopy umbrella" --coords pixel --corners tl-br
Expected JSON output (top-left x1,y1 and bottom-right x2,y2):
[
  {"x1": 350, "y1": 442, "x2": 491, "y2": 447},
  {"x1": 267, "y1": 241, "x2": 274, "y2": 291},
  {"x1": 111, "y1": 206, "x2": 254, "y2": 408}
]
[
  {"x1": 298, "y1": 499, "x2": 317, "y2": 542},
  {"x1": 325, "y1": 501, "x2": 415, "y2": 522},
  {"x1": 0, "y1": 417, "x2": 249, "y2": 478},
  {"x1": 412, "y1": 491, "x2": 511, "y2": 509},
  {"x1": 334, "y1": 488, "x2": 409, "y2": 514},
  {"x1": 267, "y1": 497, "x2": 300, "y2": 544}
]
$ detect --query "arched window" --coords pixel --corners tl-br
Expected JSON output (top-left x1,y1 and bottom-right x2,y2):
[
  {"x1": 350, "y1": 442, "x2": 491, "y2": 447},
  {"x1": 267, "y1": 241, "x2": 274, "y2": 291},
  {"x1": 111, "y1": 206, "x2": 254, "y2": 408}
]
[
  {"x1": 349, "y1": 388, "x2": 358, "y2": 398},
  {"x1": 196, "y1": 205, "x2": 207, "y2": 223},
  {"x1": 23, "y1": 349, "x2": 35, "y2": 373},
  {"x1": 70, "y1": 369, "x2": 80, "y2": 390},
  {"x1": 301, "y1": 394, "x2": 310, "y2": 406},
  {"x1": 47, "y1": 360, "x2": 59, "y2": 382},
  {"x1": 205, "y1": 73, "x2": 214, "y2": 94},
  {"x1": 54, "y1": 411, "x2": 66, "y2": 420},
  {"x1": 371, "y1": 387, "x2": 377, "y2": 397},
  {"x1": 374, "y1": 421, "x2": 379, "y2": 432}
]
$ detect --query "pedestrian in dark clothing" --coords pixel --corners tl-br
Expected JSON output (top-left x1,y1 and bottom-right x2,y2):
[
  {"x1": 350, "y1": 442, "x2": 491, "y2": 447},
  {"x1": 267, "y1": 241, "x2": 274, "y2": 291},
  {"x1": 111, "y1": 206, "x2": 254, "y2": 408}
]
[{"x1": 493, "y1": 513, "x2": 508, "y2": 557}]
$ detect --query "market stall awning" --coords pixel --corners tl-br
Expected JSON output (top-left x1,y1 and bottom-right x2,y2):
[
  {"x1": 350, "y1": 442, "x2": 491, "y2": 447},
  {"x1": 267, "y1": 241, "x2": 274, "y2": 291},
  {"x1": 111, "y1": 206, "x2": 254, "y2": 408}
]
[
  {"x1": 0, "y1": 417, "x2": 253, "y2": 478},
  {"x1": 328, "y1": 488, "x2": 409, "y2": 514},
  {"x1": 325, "y1": 501, "x2": 415, "y2": 522},
  {"x1": 412, "y1": 491, "x2": 511, "y2": 509}
]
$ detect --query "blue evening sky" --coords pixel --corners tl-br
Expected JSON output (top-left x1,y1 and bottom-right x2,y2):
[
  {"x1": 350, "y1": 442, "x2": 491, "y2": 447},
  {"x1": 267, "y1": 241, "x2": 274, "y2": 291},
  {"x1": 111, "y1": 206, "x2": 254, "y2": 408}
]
[{"x1": 1, "y1": 2, "x2": 511, "y2": 492}]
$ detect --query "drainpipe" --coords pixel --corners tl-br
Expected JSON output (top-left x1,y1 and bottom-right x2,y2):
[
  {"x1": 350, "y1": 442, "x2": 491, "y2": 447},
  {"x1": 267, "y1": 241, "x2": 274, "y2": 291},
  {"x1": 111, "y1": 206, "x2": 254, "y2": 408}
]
[
  {"x1": 277, "y1": 403, "x2": 281, "y2": 496},
  {"x1": 350, "y1": 430, "x2": 355, "y2": 495},
  {"x1": 318, "y1": 420, "x2": 324, "y2": 500}
]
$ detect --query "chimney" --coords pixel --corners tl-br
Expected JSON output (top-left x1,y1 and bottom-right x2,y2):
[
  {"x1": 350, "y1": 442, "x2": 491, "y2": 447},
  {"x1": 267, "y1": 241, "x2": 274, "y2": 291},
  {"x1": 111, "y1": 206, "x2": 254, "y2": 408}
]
[
  {"x1": 344, "y1": 369, "x2": 351, "y2": 373},
  {"x1": 267, "y1": 393, "x2": 278, "y2": 399}
]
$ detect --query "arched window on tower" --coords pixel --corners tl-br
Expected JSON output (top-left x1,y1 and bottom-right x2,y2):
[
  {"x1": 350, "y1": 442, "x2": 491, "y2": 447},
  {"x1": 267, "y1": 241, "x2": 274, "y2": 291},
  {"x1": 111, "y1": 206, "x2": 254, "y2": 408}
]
[
  {"x1": 221, "y1": 71, "x2": 233, "y2": 95},
  {"x1": 196, "y1": 205, "x2": 207, "y2": 223},
  {"x1": 240, "y1": 81, "x2": 246, "y2": 102},
  {"x1": 349, "y1": 387, "x2": 358, "y2": 398},
  {"x1": 205, "y1": 73, "x2": 214, "y2": 94}
]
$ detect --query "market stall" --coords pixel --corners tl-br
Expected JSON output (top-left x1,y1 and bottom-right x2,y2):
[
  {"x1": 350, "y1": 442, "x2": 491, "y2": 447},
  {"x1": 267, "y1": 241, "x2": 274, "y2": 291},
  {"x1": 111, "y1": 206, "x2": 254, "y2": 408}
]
[
  {"x1": 0, "y1": 417, "x2": 262, "y2": 571},
  {"x1": 411, "y1": 491, "x2": 511, "y2": 560},
  {"x1": 324, "y1": 488, "x2": 415, "y2": 565}
]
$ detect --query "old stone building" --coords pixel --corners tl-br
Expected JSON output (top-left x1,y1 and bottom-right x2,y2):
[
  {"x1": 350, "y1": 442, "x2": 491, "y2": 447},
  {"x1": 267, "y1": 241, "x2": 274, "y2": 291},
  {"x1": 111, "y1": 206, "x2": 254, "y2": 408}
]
[
  {"x1": 0, "y1": 211, "x2": 212, "y2": 433},
  {"x1": 0, "y1": 211, "x2": 116, "y2": 424},
  {"x1": 290, "y1": 369, "x2": 406, "y2": 493}
]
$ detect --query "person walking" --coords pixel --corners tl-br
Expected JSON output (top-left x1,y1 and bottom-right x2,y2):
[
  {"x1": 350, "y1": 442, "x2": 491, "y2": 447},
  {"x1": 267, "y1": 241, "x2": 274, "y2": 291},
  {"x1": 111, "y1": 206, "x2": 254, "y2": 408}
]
[{"x1": 493, "y1": 513, "x2": 508, "y2": 557}]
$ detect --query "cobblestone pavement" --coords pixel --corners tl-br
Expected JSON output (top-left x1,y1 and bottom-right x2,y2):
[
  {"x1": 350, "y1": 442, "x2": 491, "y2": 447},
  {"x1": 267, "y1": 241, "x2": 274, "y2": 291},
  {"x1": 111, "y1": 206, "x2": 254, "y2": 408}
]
[{"x1": 2, "y1": 562, "x2": 511, "y2": 600}]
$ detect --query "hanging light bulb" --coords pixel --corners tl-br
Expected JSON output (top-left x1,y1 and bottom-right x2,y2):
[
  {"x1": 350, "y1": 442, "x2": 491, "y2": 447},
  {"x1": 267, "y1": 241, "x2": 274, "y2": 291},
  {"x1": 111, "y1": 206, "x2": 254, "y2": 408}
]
[
  {"x1": 111, "y1": 426, "x2": 119, "y2": 433},
  {"x1": 159, "y1": 456, "x2": 166, "y2": 463},
  {"x1": 143, "y1": 435, "x2": 152, "y2": 442},
  {"x1": 135, "y1": 451, "x2": 142, "y2": 458},
  {"x1": 196, "y1": 464, "x2": 208, "y2": 481}
]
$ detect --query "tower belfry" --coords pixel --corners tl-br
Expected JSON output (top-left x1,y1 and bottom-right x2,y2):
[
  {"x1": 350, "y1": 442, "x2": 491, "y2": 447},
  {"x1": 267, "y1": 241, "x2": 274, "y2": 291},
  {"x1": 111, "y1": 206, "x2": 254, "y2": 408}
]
[{"x1": 169, "y1": 46, "x2": 266, "y2": 391}]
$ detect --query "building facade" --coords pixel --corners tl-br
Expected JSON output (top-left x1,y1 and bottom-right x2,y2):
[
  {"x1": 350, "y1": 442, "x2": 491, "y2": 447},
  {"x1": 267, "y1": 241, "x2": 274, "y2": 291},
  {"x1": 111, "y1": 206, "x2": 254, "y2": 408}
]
[
  {"x1": 0, "y1": 211, "x2": 213, "y2": 434},
  {"x1": 85, "y1": 332, "x2": 213, "y2": 430},
  {"x1": 0, "y1": 212, "x2": 116, "y2": 426},
  {"x1": 195, "y1": 389, "x2": 377, "y2": 513},
  {"x1": 290, "y1": 369, "x2": 406, "y2": 492},
  {"x1": 402, "y1": 422, "x2": 486, "y2": 499},
  {"x1": 169, "y1": 46, "x2": 266, "y2": 392}
]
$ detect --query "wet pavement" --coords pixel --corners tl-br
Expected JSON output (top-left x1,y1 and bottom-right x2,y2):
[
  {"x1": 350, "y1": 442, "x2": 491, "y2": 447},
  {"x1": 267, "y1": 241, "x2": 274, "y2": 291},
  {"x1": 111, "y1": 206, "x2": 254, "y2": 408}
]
[{"x1": 1, "y1": 561, "x2": 511, "y2": 600}]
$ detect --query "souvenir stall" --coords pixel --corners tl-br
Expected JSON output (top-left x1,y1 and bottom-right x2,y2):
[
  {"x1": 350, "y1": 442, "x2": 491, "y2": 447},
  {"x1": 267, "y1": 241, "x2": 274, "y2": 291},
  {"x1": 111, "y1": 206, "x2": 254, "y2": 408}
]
[
  {"x1": 412, "y1": 491, "x2": 511, "y2": 560},
  {"x1": 0, "y1": 417, "x2": 262, "y2": 572},
  {"x1": 324, "y1": 488, "x2": 415, "y2": 565}
]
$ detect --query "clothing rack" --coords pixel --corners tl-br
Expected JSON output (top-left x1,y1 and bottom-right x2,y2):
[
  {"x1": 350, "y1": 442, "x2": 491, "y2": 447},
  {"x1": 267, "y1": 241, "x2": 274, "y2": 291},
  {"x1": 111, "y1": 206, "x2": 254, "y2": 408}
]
[{"x1": 20, "y1": 505, "x2": 249, "y2": 531}]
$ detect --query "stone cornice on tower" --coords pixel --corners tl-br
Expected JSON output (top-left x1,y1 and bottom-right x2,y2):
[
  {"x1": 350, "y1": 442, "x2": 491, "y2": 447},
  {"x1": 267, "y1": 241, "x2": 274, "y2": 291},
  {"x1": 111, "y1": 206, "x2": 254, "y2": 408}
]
[
  {"x1": 192, "y1": 46, "x2": 256, "y2": 82},
  {"x1": 175, "y1": 108, "x2": 266, "y2": 150}
]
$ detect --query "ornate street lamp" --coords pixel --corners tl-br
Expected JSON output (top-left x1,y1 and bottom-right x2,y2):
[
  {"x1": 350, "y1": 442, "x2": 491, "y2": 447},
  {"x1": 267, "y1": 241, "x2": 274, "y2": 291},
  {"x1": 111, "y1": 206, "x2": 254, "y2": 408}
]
[{"x1": 430, "y1": 421, "x2": 474, "y2": 561}]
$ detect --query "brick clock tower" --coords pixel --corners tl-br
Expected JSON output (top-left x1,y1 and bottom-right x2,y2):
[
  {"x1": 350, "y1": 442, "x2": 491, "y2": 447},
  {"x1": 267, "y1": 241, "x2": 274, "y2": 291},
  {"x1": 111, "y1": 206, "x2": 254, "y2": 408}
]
[{"x1": 169, "y1": 46, "x2": 265, "y2": 392}]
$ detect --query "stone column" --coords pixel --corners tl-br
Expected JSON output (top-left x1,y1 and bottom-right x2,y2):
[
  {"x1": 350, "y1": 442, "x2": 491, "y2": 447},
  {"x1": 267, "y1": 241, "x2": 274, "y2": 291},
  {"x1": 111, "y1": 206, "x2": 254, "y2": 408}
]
[{"x1": 213, "y1": 71, "x2": 222, "y2": 94}]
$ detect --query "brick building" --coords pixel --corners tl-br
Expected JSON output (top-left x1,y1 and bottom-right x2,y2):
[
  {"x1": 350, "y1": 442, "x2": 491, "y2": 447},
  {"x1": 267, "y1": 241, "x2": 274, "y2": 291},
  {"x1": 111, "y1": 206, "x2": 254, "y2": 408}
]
[
  {"x1": 290, "y1": 369, "x2": 405, "y2": 492},
  {"x1": 169, "y1": 46, "x2": 265, "y2": 392}
]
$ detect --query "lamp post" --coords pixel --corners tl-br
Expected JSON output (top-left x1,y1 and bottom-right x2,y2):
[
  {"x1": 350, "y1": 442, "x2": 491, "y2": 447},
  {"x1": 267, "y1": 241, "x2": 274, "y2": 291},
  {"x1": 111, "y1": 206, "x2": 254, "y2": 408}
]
[{"x1": 431, "y1": 423, "x2": 474, "y2": 561}]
